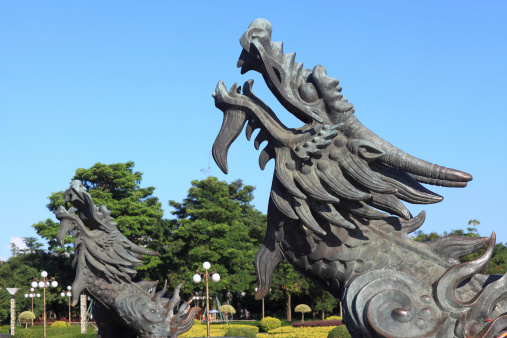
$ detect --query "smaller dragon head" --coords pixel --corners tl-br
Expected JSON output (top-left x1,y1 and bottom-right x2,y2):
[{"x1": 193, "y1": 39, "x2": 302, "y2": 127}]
[{"x1": 55, "y1": 180, "x2": 160, "y2": 306}]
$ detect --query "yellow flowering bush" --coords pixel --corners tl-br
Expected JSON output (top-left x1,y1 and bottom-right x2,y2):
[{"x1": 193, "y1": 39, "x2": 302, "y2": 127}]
[
  {"x1": 266, "y1": 326, "x2": 336, "y2": 337},
  {"x1": 50, "y1": 320, "x2": 69, "y2": 328},
  {"x1": 180, "y1": 324, "x2": 258, "y2": 337},
  {"x1": 325, "y1": 316, "x2": 342, "y2": 321}
]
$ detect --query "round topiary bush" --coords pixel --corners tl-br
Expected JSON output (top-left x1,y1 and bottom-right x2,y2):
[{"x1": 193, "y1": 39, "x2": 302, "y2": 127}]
[
  {"x1": 295, "y1": 304, "x2": 312, "y2": 322},
  {"x1": 327, "y1": 325, "x2": 351, "y2": 338},
  {"x1": 224, "y1": 327, "x2": 257, "y2": 337},
  {"x1": 13, "y1": 329, "x2": 39, "y2": 338},
  {"x1": 259, "y1": 316, "x2": 281, "y2": 332},
  {"x1": 326, "y1": 315, "x2": 342, "y2": 321},
  {"x1": 18, "y1": 311, "x2": 35, "y2": 328},
  {"x1": 50, "y1": 320, "x2": 69, "y2": 328}
]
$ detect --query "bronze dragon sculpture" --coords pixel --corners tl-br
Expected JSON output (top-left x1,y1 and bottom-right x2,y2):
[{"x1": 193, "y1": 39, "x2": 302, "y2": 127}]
[
  {"x1": 213, "y1": 19, "x2": 507, "y2": 337},
  {"x1": 55, "y1": 180, "x2": 199, "y2": 338}
]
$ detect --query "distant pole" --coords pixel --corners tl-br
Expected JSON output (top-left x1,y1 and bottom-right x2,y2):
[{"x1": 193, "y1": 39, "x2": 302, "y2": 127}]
[
  {"x1": 6, "y1": 288, "x2": 19, "y2": 336},
  {"x1": 80, "y1": 294, "x2": 87, "y2": 333}
]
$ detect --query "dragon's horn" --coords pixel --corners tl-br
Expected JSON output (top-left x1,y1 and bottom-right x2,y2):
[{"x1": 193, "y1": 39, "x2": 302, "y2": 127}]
[
  {"x1": 349, "y1": 117, "x2": 472, "y2": 187},
  {"x1": 165, "y1": 281, "x2": 185, "y2": 311},
  {"x1": 152, "y1": 279, "x2": 167, "y2": 302}
]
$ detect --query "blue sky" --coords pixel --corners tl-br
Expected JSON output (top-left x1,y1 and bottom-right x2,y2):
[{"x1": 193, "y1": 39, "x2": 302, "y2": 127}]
[{"x1": 0, "y1": 1, "x2": 505, "y2": 260}]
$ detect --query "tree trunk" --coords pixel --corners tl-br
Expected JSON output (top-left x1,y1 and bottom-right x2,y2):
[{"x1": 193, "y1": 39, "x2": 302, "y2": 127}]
[
  {"x1": 212, "y1": 297, "x2": 217, "y2": 322},
  {"x1": 322, "y1": 290, "x2": 325, "y2": 320},
  {"x1": 286, "y1": 293, "x2": 291, "y2": 322},
  {"x1": 302, "y1": 313, "x2": 304, "y2": 322}
]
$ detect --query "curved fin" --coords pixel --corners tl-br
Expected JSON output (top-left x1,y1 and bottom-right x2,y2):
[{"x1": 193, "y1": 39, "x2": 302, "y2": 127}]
[
  {"x1": 309, "y1": 200, "x2": 355, "y2": 229},
  {"x1": 293, "y1": 197, "x2": 327, "y2": 235},
  {"x1": 400, "y1": 211, "x2": 426, "y2": 235},
  {"x1": 172, "y1": 306, "x2": 202, "y2": 337},
  {"x1": 294, "y1": 167, "x2": 340, "y2": 203},
  {"x1": 338, "y1": 200, "x2": 389, "y2": 219},
  {"x1": 270, "y1": 177, "x2": 298, "y2": 219},
  {"x1": 317, "y1": 162, "x2": 371, "y2": 201},
  {"x1": 339, "y1": 153, "x2": 397, "y2": 193},
  {"x1": 434, "y1": 233, "x2": 495, "y2": 313},
  {"x1": 368, "y1": 192, "x2": 411, "y2": 220},
  {"x1": 423, "y1": 235, "x2": 489, "y2": 263},
  {"x1": 254, "y1": 243, "x2": 283, "y2": 300},
  {"x1": 274, "y1": 148, "x2": 305, "y2": 199}
]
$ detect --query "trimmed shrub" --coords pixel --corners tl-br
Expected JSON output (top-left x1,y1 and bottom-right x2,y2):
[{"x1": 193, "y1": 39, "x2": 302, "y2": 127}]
[
  {"x1": 13, "y1": 329, "x2": 38, "y2": 338},
  {"x1": 326, "y1": 315, "x2": 342, "y2": 321},
  {"x1": 193, "y1": 318, "x2": 201, "y2": 325},
  {"x1": 219, "y1": 304, "x2": 236, "y2": 324},
  {"x1": 19, "y1": 311, "x2": 35, "y2": 328},
  {"x1": 293, "y1": 319, "x2": 342, "y2": 327},
  {"x1": 294, "y1": 304, "x2": 311, "y2": 322},
  {"x1": 260, "y1": 316, "x2": 281, "y2": 332},
  {"x1": 224, "y1": 327, "x2": 257, "y2": 337},
  {"x1": 50, "y1": 320, "x2": 69, "y2": 328},
  {"x1": 327, "y1": 325, "x2": 352, "y2": 338}
]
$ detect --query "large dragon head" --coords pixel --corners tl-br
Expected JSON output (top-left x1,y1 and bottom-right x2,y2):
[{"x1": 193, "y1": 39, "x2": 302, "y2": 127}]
[
  {"x1": 213, "y1": 18, "x2": 471, "y2": 188},
  {"x1": 213, "y1": 19, "x2": 475, "y2": 299}
]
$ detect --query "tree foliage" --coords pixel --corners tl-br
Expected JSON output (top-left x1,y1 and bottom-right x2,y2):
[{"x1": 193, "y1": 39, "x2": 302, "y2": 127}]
[
  {"x1": 167, "y1": 177, "x2": 266, "y2": 299},
  {"x1": 0, "y1": 238, "x2": 72, "y2": 325}
]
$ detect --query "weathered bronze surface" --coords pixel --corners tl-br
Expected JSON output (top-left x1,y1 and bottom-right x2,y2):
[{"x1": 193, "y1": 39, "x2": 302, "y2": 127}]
[
  {"x1": 213, "y1": 18, "x2": 507, "y2": 337},
  {"x1": 56, "y1": 181, "x2": 199, "y2": 338}
]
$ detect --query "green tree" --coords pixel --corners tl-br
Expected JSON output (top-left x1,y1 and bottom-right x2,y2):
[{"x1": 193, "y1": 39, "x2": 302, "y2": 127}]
[
  {"x1": 0, "y1": 243, "x2": 72, "y2": 325},
  {"x1": 32, "y1": 162, "x2": 167, "y2": 278},
  {"x1": 167, "y1": 177, "x2": 266, "y2": 306},
  {"x1": 270, "y1": 261, "x2": 308, "y2": 321},
  {"x1": 312, "y1": 289, "x2": 338, "y2": 320}
]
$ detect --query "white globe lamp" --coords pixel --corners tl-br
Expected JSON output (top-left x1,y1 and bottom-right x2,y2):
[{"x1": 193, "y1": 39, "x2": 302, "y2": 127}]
[
  {"x1": 193, "y1": 274, "x2": 202, "y2": 283},
  {"x1": 41, "y1": 271, "x2": 48, "y2": 278},
  {"x1": 212, "y1": 273, "x2": 220, "y2": 283},
  {"x1": 203, "y1": 262, "x2": 211, "y2": 270}
]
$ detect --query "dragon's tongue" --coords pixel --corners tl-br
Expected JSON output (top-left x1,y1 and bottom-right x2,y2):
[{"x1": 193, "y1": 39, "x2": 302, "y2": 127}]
[{"x1": 212, "y1": 109, "x2": 247, "y2": 174}]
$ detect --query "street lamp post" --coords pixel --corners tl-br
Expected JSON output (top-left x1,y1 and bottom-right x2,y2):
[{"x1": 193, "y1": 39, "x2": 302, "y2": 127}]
[
  {"x1": 193, "y1": 262, "x2": 220, "y2": 338},
  {"x1": 24, "y1": 288, "x2": 40, "y2": 326},
  {"x1": 60, "y1": 286, "x2": 72, "y2": 325},
  {"x1": 6, "y1": 288, "x2": 19, "y2": 336},
  {"x1": 32, "y1": 271, "x2": 58, "y2": 338}
]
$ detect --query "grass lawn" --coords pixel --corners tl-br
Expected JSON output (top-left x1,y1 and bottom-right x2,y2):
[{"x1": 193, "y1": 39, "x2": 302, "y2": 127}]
[{"x1": 0, "y1": 325, "x2": 96, "y2": 337}]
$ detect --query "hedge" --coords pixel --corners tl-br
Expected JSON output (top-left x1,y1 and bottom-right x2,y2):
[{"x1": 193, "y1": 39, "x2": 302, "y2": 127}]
[
  {"x1": 292, "y1": 319, "x2": 342, "y2": 327},
  {"x1": 180, "y1": 324, "x2": 259, "y2": 337},
  {"x1": 267, "y1": 326, "x2": 337, "y2": 337}
]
